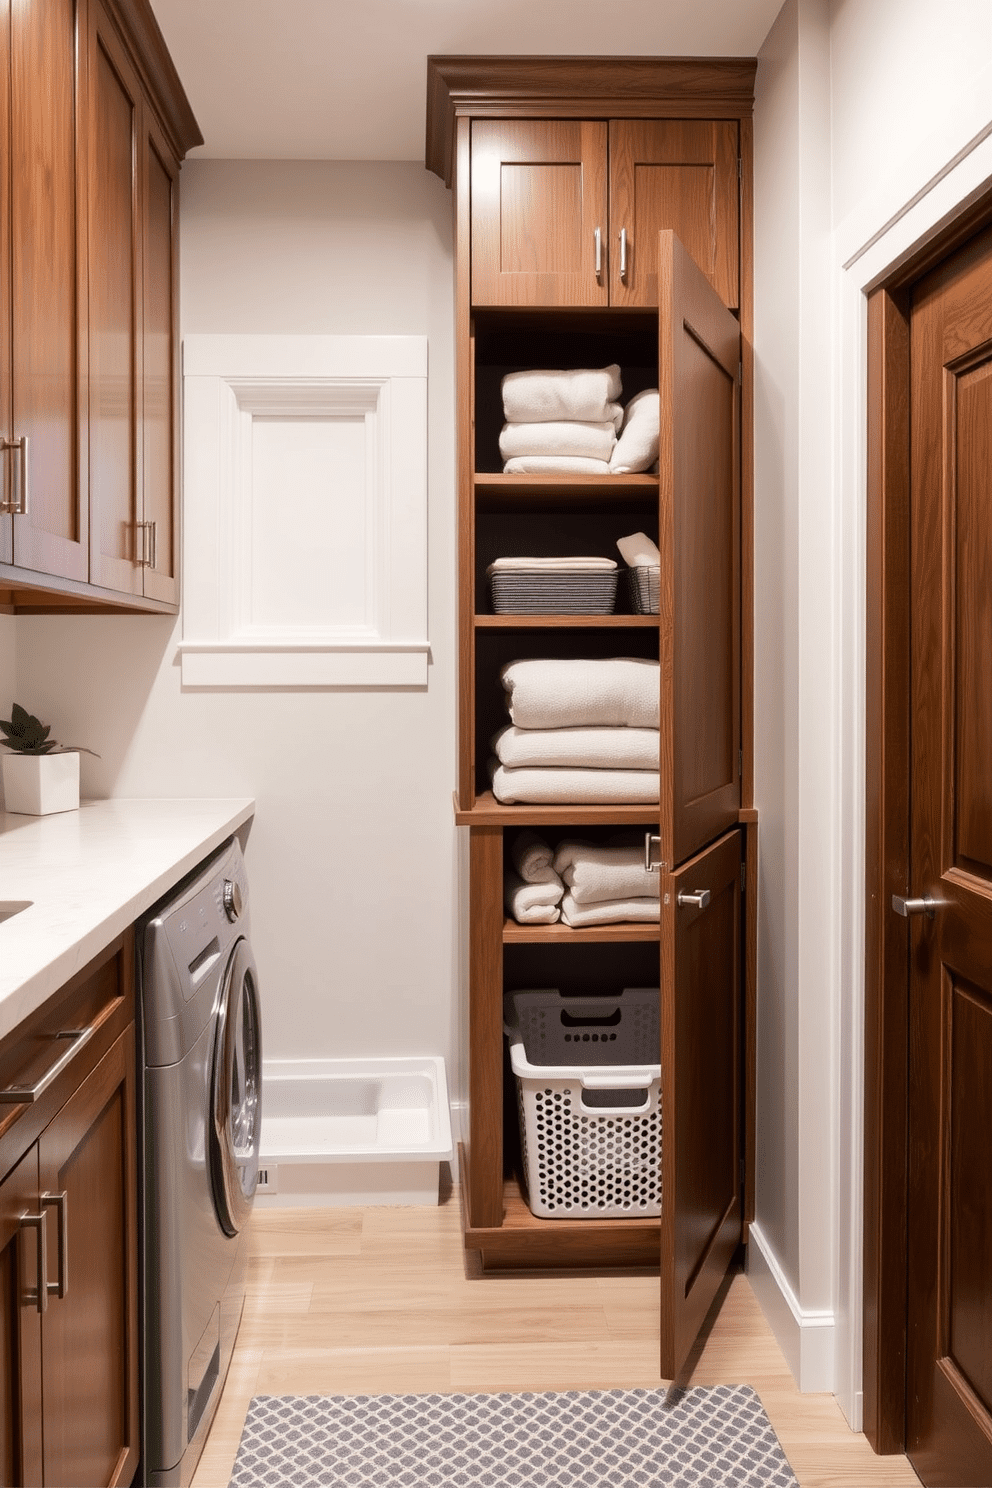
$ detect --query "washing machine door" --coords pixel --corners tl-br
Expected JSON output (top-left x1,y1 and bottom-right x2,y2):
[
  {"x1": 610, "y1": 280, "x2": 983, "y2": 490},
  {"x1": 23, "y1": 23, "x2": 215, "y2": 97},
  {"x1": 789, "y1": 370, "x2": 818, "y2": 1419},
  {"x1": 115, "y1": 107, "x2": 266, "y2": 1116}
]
[{"x1": 209, "y1": 937, "x2": 262, "y2": 1236}]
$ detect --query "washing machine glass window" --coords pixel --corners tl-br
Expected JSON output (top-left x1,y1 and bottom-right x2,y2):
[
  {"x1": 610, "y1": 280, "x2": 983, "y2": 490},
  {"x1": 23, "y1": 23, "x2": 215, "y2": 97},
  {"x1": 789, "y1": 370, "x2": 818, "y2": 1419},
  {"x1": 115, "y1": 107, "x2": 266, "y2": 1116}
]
[{"x1": 210, "y1": 937, "x2": 262, "y2": 1237}]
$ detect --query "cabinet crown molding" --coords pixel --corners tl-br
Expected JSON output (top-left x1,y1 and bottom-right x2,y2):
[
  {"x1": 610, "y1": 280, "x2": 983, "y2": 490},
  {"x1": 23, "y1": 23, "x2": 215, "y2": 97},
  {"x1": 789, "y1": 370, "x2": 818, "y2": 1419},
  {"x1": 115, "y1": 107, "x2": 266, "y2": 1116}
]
[
  {"x1": 102, "y1": 0, "x2": 203, "y2": 158},
  {"x1": 425, "y1": 55, "x2": 757, "y2": 185}
]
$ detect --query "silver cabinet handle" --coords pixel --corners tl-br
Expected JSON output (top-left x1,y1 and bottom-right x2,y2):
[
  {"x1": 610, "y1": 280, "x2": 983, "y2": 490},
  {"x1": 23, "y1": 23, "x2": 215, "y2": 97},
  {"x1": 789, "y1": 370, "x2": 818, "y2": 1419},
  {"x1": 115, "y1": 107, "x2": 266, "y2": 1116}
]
[
  {"x1": 20, "y1": 1210, "x2": 48, "y2": 1314},
  {"x1": 0, "y1": 435, "x2": 28, "y2": 515},
  {"x1": 594, "y1": 226, "x2": 602, "y2": 278},
  {"x1": 137, "y1": 520, "x2": 158, "y2": 569},
  {"x1": 619, "y1": 227, "x2": 628, "y2": 282},
  {"x1": 677, "y1": 888, "x2": 711, "y2": 910},
  {"x1": 0, "y1": 1026, "x2": 95, "y2": 1104},
  {"x1": 42, "y1": 1192, "x2": 68, "y2": 1299},
  {"x1": 892, "y1": 894, "x2": 938, "y2": 919},
  {"x1": 644, "y1": 833, "x2": 662, "y2": 872}
]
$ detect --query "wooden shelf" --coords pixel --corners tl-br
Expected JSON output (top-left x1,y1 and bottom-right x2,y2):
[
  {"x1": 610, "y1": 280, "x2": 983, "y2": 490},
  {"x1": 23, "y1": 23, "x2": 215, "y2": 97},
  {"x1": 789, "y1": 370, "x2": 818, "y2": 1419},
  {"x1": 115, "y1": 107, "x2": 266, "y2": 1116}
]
[
  {"x1": 475, "y1": 613, "x2": 659, "y2": 629},
  {"x1": 459, "y1": 1149, "x2": 661, "y2": 1272},
  {"x1": 503, "y1": 918, "x2": 659, "y2": 943},
  {"x1": 475, "y1": 472, "x2": 658, "y2": 512},
  {"x1": 454, "y1": 790, "x2": 660, "y2": 827}
]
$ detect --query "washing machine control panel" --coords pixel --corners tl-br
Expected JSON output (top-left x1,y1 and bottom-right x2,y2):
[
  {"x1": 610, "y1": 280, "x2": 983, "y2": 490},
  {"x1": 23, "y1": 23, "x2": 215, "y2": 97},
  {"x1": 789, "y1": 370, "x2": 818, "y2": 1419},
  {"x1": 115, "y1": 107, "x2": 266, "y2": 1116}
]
[{"x1": 223, "y1": 879, "x2": 243, "y2": 921}]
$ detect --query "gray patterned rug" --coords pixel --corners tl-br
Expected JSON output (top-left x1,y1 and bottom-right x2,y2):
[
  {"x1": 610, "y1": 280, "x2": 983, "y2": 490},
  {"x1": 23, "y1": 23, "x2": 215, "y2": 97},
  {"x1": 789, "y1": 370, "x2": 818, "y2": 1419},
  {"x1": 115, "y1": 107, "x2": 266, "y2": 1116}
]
[{"x1": 228, "y1": 1384, "x2": 798, "y2": 1486}]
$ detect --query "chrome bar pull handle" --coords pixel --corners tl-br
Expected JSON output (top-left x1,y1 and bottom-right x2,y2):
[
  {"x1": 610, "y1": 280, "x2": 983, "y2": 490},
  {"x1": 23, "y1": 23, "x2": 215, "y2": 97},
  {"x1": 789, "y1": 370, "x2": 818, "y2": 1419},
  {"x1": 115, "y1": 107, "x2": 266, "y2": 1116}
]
[
  {"x1": 20, "y1": 1210, "x2": 48, "y2": 1314},
  {"x1": 644, "y1": 833, "x2": 663, "y2": 873},
  {"x1": 0, "y1": 1027, "x2": 95, "y2": 1104},
  {"x1": 677, "y1": 888, "x2": 711, "y2": 910},
  {"x1": 619, "y1": 227, "x2": 628, "y2": 282},
  {"x1": 147, "y1": 520, "x2": 157, "y2": 570},
  {"x1": 892, "y1": 894, "x2": 937, "y2": 919},
  {"x1": 13, "y1": 435, "x2": 28, "y2": 515},
  {"x1": 42, "y1": 1193, "x2": 68, "y2": 1299},
  {"x1": 594, "y1": 226, "x2": 602, "y2": 278}
]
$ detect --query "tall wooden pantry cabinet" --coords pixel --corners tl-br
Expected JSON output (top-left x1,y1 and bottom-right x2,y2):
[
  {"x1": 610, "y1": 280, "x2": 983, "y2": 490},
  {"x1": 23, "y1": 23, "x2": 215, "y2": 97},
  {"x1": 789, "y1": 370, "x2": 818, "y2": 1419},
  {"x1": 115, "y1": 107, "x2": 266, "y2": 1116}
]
[{"x1": 426, "y1": 57, "x2": 757, "y2": 1379}]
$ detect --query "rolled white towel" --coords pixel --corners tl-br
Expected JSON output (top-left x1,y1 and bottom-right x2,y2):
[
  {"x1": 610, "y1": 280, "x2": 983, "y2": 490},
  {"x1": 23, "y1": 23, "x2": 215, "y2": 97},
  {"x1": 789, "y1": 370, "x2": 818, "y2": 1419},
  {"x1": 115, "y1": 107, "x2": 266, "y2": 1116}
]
[
  {"x1": 503, "y1": 455, "x2": 613, "y2": 476},
  {"x1": 500, "y1": 657, "x2": 660, "y2": 730},
  {"x1": 502, "y1": 366, "x2": 623, "y2": 425},
  {"x1": 490, "y1": 761, "x2": 660, "y2": 805},
  {"x1": 609, "y1": 390, "x2": 660, "y2": 474},
  {"x1": 510, "y1": 829, "x2": 560, "y2": 886},
  {"x1": 553, "y1": 839, "x2": 661, "y2": 905},
  {"x1": 616, "y1": 531, "x2": 662, "y2": 568},
  {"x1": 504, "y1": 871, "x2": 562, "y2": 924},
  {"x1": 492, "y1": 724, "x2": 659, "y2": 772},
  {"x1": 488, "y1": 556, "x2": 617, "y2": 573},
  {"x1": 499, "y1": 420, "x2": 618, "y2": 464},
  {"x1": 560, "y1": 893, "x2": 661, "y2": 927}
]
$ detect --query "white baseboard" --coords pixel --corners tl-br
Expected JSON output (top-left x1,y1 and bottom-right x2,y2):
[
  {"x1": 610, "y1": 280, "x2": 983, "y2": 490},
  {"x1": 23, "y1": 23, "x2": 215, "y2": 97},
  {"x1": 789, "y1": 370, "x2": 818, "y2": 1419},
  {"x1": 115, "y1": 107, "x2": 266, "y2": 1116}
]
[{"x1": 747, "y1": 1221, "x2": 836, "y2": 1393}]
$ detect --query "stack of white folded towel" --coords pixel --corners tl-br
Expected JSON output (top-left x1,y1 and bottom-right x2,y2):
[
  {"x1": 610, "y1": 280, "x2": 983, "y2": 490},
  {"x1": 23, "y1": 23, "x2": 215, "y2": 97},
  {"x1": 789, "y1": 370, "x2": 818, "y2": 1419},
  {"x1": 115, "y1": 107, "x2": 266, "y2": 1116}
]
[
  {"x1": 554, "y1": 837, "x2": 660, "y2": 927},
  {"x1": 503, "y1": 832, "x2": 660, "y2": 927},
  {"x1": 500, "y1": 367, "x2": 660, "y2": 476},
  {"x1": 490, "y1": 656, "x2": 660, "y2": 804},
  {"x1": 504, "y1": 831, "x2": 565, "y2": 924}
]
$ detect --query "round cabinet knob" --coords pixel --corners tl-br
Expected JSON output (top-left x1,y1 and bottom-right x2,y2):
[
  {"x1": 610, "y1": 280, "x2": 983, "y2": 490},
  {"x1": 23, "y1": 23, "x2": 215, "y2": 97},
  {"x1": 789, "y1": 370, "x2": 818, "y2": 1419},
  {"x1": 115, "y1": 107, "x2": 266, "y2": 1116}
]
[{"x1": 223, "y1": 879, "x2": 243, "y2": 922}]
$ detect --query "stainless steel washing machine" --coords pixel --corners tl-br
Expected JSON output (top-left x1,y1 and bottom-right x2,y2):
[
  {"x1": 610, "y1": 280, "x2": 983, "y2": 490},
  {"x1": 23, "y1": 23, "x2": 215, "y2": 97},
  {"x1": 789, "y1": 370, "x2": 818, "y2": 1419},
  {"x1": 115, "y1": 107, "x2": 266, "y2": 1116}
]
[{"x1": 138, "y1": 835, "x2": 262, "y2": 1486}]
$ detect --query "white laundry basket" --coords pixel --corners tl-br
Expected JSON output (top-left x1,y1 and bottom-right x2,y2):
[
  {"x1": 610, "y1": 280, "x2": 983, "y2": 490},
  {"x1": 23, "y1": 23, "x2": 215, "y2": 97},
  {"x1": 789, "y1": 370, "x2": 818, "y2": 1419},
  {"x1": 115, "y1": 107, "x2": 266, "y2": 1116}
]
[{"x1": 504, "y1": 989, "x2": 662, "y2": 1220}]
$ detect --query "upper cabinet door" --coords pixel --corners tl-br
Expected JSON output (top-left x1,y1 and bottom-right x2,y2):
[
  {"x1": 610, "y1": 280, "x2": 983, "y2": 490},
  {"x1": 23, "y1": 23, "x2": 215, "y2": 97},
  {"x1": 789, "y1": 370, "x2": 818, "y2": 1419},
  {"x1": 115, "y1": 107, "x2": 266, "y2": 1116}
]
[
  {"x1": 8, "y1": 0, "x2": 88, "y2": 581},
  {"x1": 87, "y1": 3, "x2": 142, "y2": 597},
  {"x1": 609, "y1": 120, "x2": 740, "y2": 310},
  {"x1": 140, "y1": 113, "x2": 180, "y2": 605},
  {"x1": 658, "y1": 230, "x2": 741, "y2": 870},
  {"x1": 659, "y1": 827, "x2": 743, "y2": 1378},
  {"x1": 471, "y1": 119, "x2": 609, "y2": 307}
]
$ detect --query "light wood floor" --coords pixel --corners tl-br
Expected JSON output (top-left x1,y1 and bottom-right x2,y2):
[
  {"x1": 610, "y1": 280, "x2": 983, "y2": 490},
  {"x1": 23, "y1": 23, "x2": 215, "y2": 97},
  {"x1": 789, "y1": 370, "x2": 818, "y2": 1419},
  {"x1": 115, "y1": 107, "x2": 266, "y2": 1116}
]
[{"x1": 191, "y1": 1191, "x2": 921, "y2": 1488}]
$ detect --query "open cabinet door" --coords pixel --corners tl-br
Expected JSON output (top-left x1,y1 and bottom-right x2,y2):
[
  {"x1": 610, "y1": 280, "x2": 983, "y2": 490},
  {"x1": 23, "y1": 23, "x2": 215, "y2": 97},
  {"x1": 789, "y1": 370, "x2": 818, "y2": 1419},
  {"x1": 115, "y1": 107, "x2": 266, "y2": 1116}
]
[{"x1": 656, "y1": 230, "x2": 743, "y2": 1378}]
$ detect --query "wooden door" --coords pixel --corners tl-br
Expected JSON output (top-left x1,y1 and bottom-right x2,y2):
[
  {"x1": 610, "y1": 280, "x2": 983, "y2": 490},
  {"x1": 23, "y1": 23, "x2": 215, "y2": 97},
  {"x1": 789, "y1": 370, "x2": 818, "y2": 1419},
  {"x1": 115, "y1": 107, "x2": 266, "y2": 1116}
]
[
  {"x1": 657, "y1": 229, "x2": 742, "y2": 1378},
  {"x1": 38, "y1": 1025, "x2": 139, "y2": 1488},
  {"x1": 140, "y1": 112, "x2": 179, "y2": 604},
  {"x1": 610, "y1": 121, "x2": 739, "y2": 311},
  {"x1": 657, "y1": 230, "x2": 741, "y2": 871},
  {"x1": 87, "y1": 2, "x2": 142, "y2": 597},
  {"x1": 470, "y1": 119, "x2": 609, "y2": 307},
  {"x1": 660, "y1": 829, "x2": 742, "y2": 1377},
  {"x1": 0, "y1": 1148, "x2": 43, "y2": 1485},
  {"x1": 904, "y1": 223, "x2": 992, "y2": 1486},
  {"x1": 9, "y1": 0, "x2": 88, "y2": 581}
]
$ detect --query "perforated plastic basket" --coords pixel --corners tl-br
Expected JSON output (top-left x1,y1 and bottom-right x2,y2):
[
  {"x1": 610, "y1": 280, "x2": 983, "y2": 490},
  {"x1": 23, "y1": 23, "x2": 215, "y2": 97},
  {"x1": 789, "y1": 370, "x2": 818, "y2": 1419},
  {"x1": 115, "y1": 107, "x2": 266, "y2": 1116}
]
[{"x1": 504, "y1": 990, "x2": 662, "y2": 1220}]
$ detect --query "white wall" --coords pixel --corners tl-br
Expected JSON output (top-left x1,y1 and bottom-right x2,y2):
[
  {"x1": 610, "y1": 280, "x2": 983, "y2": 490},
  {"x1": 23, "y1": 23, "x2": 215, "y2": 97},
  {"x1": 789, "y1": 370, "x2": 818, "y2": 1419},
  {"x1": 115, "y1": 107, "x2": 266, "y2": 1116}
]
[
  {"x1": 13, "y1": 161, "x2": 462, "y2": 1096},
  {"x1": 0, "y1": 617, "x2": 14, "y2": 723},
  {"x1": 752, "y1": 0, "x2": 992, "y2": 1420}
]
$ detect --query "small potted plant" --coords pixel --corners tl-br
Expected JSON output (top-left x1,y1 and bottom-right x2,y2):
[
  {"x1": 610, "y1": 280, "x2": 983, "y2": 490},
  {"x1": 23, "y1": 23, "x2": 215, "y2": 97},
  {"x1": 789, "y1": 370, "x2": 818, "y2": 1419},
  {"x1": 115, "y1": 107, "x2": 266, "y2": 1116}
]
[{"x1": 0, "y1": 704, "x2": 97, "y2": 816}]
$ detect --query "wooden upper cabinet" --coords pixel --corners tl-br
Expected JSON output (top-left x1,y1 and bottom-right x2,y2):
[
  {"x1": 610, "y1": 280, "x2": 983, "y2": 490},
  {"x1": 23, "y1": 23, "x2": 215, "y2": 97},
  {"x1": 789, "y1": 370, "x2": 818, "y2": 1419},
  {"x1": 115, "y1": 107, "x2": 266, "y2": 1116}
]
[
  {"x1": 469, "y1": 116, "x2": 740, "y2": 311},
  {"x1": 2, "y1": 0, "x2": 88, "y2": 582},
  {"x1": 0, "y1": 0, "x2": 199, "y2": 613},
  {"x1": 609, "y1": 120, "x2": 739, "y2": 310},
  {"x1": 471, "y1": 119, "x2": 609, "y2": 308}
]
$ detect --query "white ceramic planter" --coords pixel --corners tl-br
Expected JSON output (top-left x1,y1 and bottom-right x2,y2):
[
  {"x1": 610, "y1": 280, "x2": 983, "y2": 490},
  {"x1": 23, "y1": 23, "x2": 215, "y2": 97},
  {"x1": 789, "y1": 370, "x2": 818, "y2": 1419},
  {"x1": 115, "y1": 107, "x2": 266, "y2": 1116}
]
[{"x1": 1, "y1": 752, "x2": 80, "y2": 815}]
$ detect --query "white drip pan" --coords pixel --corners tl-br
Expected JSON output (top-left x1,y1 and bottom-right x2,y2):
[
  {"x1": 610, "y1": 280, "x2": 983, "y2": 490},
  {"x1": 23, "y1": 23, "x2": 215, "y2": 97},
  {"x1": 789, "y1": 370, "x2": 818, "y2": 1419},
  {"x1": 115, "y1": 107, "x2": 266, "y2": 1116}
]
[{"x1": 256, "y1": 1057, "x2": 453, "y2": 1208}]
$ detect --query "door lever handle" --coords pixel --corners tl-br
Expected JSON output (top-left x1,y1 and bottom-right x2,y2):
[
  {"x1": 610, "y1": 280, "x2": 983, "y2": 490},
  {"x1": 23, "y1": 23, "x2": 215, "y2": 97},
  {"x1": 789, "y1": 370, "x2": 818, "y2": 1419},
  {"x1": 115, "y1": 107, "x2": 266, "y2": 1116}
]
[{"x1": 892, "y1": 894, "x2": 938, "y2": 919}]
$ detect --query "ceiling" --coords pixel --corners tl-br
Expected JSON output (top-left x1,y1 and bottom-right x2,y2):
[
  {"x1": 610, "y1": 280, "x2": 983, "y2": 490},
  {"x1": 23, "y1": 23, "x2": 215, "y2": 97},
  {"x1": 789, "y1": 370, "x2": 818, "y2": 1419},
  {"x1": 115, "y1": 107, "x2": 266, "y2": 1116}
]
[{"x1": 148, "y1": 0, "x2": 783, "y2": 163}]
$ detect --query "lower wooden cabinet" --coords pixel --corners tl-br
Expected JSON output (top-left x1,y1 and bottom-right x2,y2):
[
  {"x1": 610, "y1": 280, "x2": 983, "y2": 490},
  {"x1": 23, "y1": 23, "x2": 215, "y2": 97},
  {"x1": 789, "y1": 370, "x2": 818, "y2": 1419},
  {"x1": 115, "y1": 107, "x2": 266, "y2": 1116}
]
[{"x1": 0, "y1": 936, "x2": 139, "y2": 1487}]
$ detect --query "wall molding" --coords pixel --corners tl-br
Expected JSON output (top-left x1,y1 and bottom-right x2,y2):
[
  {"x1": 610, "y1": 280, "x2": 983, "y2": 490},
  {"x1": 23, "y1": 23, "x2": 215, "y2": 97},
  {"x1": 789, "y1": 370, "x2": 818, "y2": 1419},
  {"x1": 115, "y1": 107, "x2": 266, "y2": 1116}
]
[
  {"x1": 180, "y1": 335, "x2": 429, "y2": 689},
  {"x1": 747, "y1": 1222, "x2": 835, "y2": 1393}
]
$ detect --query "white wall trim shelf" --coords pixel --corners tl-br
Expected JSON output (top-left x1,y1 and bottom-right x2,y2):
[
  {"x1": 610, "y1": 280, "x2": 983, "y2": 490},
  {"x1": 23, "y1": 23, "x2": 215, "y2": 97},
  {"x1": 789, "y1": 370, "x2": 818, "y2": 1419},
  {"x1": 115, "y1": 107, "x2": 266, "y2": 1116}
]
[{"x1": 180, "y1": 334, "x2": 429, "y2": 689}]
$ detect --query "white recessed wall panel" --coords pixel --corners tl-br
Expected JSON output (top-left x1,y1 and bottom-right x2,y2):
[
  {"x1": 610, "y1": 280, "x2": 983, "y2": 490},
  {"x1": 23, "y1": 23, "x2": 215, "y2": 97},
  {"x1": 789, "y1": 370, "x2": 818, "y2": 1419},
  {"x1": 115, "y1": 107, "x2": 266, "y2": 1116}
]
[{"x1": 181, "y1": 334, "x2": 428, "y2": 687}]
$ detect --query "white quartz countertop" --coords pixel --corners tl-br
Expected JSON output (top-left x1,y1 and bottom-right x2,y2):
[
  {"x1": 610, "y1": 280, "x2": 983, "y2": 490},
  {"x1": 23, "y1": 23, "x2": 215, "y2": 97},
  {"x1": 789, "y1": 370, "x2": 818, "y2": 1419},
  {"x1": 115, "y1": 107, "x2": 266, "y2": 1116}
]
[{"x1": 0, "y1": 797, "x2": 255, "y2": 1042}]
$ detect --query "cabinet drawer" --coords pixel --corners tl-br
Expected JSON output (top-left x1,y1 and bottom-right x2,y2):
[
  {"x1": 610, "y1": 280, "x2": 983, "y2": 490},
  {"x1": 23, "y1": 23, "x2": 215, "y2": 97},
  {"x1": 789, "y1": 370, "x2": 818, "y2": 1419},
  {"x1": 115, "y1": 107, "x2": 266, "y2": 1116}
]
[{"x1": 0, "y1": 932, "x2": 134, "y2": 1185}]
